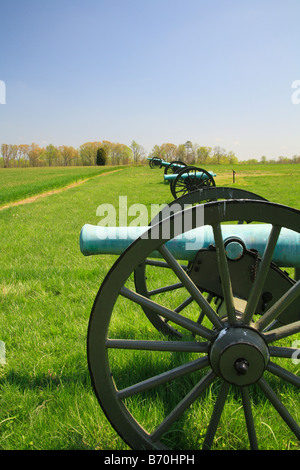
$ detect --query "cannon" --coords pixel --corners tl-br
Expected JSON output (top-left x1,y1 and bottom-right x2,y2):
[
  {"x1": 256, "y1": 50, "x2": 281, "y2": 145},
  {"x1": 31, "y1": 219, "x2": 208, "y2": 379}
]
[
  {"x1": 162, "y1": 160, "x2": 187, "y2": 175},
  {"x1": 148, "y1": 157, "x2": 187, "y2": 174},
  {"x1": 164, "y1": 166, "x2": 216, "y2": 198},
  {"x1": 148, "y1": 157, "x2": 164, "y2": 168},
  {"x1": 81, "y1": 188, "x2": 300, "y2": 450}
]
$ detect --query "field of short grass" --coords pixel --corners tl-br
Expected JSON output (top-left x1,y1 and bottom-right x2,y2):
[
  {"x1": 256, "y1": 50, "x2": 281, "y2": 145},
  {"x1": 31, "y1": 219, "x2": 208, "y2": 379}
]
[
  {"x1": 0, "y1": 165, "x2": 125, "y2": 207},
  {"x1": 0, "y1": 163, "x2": 299, "y2": 450}
]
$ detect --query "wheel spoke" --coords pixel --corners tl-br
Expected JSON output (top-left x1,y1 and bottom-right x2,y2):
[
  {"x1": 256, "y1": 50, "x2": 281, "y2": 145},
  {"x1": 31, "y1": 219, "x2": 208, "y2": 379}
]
[
  {"x1": 212, "y1": 223, "x2": 236, "y2": 324},
  {"x1": 117, "y1": 356, "x2": 210, "y2": 399},
  {"x1": 242, "y1": 225, "x2": 281, "y2": 324},
  {"x1": 258, "y1": 377, "x2": 300, "y2": 440},
  {"x1": 158, "y1": 244, "x2": 224, "y2": 330},
  {"x1": 120, "y1": 286, "x2": 214, "y2": 340},
  {"x1": 254, "y1": 281, "x2": 300, "y2": 332},
  {"x1": 269, "y1": 345, "x2": 300, "y2": 359},
  {"x1": 176, "y1": 187, "x2": 188, "y2": 197},
  {"x1": 240, "y1": 387, "x2": 258, "y2": 450},
  {"x1": 174, "y1": 295, "x2": 194, "y2": 313},
  {"x1": 106, "y1": 339, "x2": 209, "y2": 353},
  {"x1": 267, "y1": 361, "x2": 300, "y2": 387},
  {"x1": 150, "y1": 370, "x2": 216, "y2": 443},
  {"x1": 145, "y1": 259, "x2": 188, "y2": 270},
  {"x1": 148, "y1": 282, "x2": 183, "y2": 296},
  {"x1": 202, "y1": 381, "x2": 230, "y2": 450},
  {"x1": 263, "y1": 319, "x2": 300, "y2": 343},
  {"x1": 196, "y1": 294, "x2": 213, "y2": 324}
]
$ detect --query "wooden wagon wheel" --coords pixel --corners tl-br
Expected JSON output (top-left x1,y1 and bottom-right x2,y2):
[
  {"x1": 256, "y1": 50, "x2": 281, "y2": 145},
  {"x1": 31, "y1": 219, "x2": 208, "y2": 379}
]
[
  {"x1": 149, "y1": 157, "x2": 163, "y2": 168},
  {"x1": 87, "y1": 200, "x2": 300, "y2": 450},
  {"x1": 164, "y1": 160, "x2": 187, "y2": 175},
  {"x1": 171, "y1": 166, "x2": 216, "y2": 199},
  {"x1": 134, "y1": 187, "x2": 268, "y2": 338}
]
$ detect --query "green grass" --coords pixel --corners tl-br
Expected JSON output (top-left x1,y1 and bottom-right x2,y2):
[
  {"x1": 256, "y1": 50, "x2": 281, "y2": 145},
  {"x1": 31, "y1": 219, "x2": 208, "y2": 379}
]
[
  {"x1": 0, "y1": 164, "x2": 299, "y2": 450},
  {"x1": 0, "y1": 165, "x2": 125, "y2": 206}
]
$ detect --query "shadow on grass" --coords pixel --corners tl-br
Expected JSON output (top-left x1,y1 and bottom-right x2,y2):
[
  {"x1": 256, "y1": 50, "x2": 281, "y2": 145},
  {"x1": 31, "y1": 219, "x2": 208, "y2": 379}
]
[{"x1": 0, "y1": 367, "x2": 92, "y2": 391}]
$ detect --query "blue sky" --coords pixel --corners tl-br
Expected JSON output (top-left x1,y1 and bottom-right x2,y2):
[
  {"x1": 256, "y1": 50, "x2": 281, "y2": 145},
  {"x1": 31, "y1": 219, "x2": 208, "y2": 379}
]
[{"x1": 1, "y1": 0, "x2": 300, "y2": 160}]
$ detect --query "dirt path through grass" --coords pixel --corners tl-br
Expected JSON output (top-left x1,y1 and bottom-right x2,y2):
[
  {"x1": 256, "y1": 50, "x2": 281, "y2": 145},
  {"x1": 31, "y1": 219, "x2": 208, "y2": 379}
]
[{"x1": 0, "y1": 168, "x2": 124, "y2": 211}]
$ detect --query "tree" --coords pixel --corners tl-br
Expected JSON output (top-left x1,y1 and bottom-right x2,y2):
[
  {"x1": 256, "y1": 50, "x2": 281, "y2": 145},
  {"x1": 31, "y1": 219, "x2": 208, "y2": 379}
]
[
  {"x1": 149, "y1": 144, "x2": 165, "y2": 160},
  {"x1": 1, "y1": 144, "x2": 12, "y2": 167},
  {"x1": 278, "y1": 156, "x2": 289, "y2": 164},
  {"x1": 130, "y1": 140, "x2": 145, "y2": 163},
  {"x1": 292, "y1": 154, "x2": 300, "y2": 163},
  {"x1": 96, "y1": 147, "x2": 107, "y2": 166},
  {"x1": 44, "y1": 144, "x2": 60, "y2": 166},
  {"x1": 176, "y1": 144, "x2": 186, "y2": 161},
  {"x1": 18, "y1": 144, "x2": 29, "y2": 167},
  {"x1": 80, "y1": 142, "x2": 101, "y2": 165},
  {"x1": 227, "y1": 151, "x2": 238, "y2": 164},
  {"x1": 213, "y1": 146, "x2": 226, "y2": 164},
  {"x1": 59, "y1": 145, "x2": 78, "y2": 166},
  {"x1": 28, "y1": 143, "x2": 43, "y2": 167},
  {"x1": 160, "y1": 143, "x2": 177, "y2": 162},
  {"x1": 111, "y1": 143, "x2": 132, "y2": 164},
  {"x1": 196, "y1": 146, "x2": 212, "y2": 164}
]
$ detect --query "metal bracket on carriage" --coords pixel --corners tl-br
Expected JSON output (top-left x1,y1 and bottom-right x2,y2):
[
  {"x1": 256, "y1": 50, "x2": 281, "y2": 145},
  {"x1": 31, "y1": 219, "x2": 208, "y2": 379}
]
[{"x1": 186, "y1": 242, "x2": 297, "y2": 327}]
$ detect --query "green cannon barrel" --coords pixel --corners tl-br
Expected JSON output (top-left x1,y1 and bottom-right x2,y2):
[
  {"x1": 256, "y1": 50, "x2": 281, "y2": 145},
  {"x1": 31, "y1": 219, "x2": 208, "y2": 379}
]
[
  {"x1": 164, "y1": 171, "x2": 216, "y2": 181},
  {"x1": 160, "y1": 161, "x2": 185, "y2": 168},
  {"x1": 80, "y1": 223, "x2": 300, "y2": 267},
  {"x1": 147, "y1": 158, "x2": 186, "y2": 169}
]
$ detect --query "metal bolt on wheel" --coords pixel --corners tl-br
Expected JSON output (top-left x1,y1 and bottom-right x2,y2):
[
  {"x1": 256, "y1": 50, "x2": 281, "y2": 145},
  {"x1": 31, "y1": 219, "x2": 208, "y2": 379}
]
[{"x1": 87, "y1": 200, "x2": 300, "y2": 450}]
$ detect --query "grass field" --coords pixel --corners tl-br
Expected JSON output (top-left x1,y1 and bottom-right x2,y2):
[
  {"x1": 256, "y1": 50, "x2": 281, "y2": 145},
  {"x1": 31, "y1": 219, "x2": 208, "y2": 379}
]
[
  {"x1": 0, "y1": 164, "x2": 299, "y2": 450},
  {"x1": 0, "y1": 166, "x2": 125, "y2": 207}
]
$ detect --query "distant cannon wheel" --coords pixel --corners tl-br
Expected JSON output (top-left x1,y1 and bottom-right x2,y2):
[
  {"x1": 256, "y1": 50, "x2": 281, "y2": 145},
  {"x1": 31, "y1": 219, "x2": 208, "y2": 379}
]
[
  {"x1": 164, "y1": 160, "x2": 187, "y2": 175},
  {"x1": 149, "y1": 157, "x2": 163, "y2": 168},
  {"x1": 134, "y1": 188, "x2": 268, "y2": 337},
  {"x1": 171, "y1": 166, "x2": 215, "y2": 199},
  {"x1": 87, "y1": 200, "x2": 300, "y2": 450}
]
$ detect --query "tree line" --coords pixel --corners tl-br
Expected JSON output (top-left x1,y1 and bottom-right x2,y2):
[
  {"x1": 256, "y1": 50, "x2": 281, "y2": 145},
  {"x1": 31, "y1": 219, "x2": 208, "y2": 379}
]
[
  {"x1": 0, "y1": 141, "x2": 145, "y2": 168},
  {"x1": 1, "y1": 140, "x2": 299, "y2": 168}
]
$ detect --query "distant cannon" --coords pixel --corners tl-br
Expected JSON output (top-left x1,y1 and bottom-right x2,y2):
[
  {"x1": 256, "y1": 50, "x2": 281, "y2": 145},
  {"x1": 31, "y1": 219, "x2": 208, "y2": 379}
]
[
  {"x1": 148, "y1": 157, "x2": 187, "y2": 173},
  {"x1": 148, "y1": 157, "x2": 164, "y2": 168},
  {"x1": 82, "y1": 188, "x2": 300, "y2": 450},
  {"x1": 164, "y1": 166, "x2": 216, "y2": 198},
  {"x1": 161, "y1": 160, "x2": 187, "y2": 175}
]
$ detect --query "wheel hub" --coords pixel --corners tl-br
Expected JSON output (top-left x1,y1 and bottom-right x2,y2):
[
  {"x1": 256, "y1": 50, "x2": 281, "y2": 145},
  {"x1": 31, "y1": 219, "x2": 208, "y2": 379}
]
[{"x1": 209, "y1": 326, "x2": 269, "y2": 386}]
